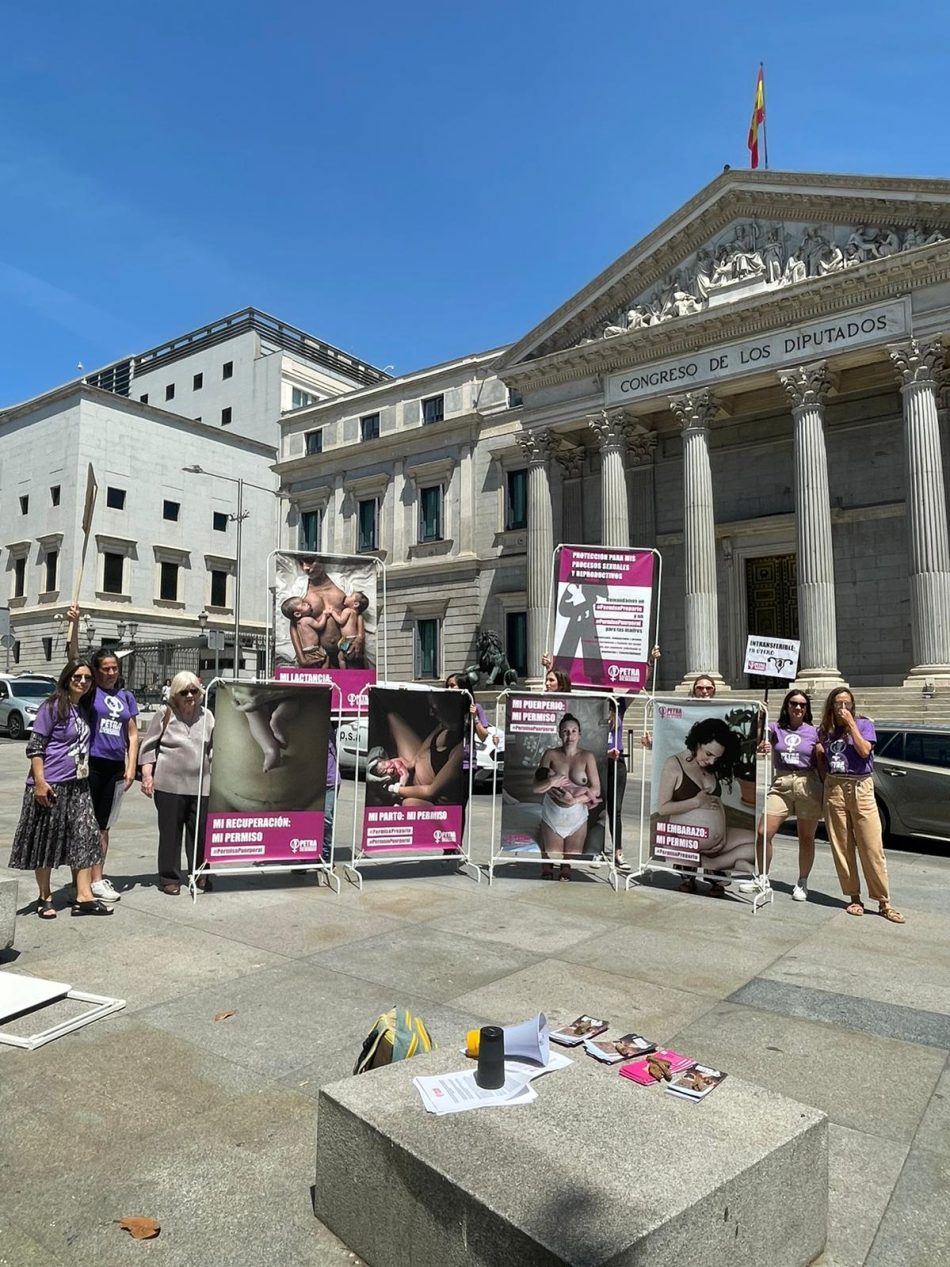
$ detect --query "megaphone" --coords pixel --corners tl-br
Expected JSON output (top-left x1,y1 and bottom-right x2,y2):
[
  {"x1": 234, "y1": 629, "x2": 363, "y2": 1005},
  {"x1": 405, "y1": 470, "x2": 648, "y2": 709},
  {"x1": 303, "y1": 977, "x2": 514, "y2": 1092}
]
[{"x1": 502, "y1": 1013, "x2": 549, "y2": 1066}]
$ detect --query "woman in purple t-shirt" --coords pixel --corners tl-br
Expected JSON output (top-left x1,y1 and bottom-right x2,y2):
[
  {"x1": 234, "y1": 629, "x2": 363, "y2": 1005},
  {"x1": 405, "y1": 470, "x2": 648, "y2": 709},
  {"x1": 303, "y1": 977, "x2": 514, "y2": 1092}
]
[
  {"x1": 818, "y1": 687, "x2": 905, "y2": 923},
  {"x1": 7, "y1": 660, "x2": 112, "y2": 918}
]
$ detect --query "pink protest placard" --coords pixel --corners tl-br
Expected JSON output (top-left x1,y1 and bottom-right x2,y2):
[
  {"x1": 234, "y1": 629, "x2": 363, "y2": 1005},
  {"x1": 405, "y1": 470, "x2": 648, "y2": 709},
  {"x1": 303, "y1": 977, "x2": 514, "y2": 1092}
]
[
  {"x1": 205, "y1": 810, "x2": 326, "y2": 864},
  {"x1": 362, "y1": 804, "x2": 463, "y2": 853},
  {"x1": 274, "y1": 665, "x2": 374, "y2": 712},
  {"x1": 551, "y1": 547, "x2": 655, "y2": 689}
]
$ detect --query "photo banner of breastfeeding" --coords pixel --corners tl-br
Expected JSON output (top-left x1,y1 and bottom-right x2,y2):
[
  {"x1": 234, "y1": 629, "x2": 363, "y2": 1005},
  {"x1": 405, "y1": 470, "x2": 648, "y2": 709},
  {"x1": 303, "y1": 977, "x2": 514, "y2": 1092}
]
[
  {"x1": 550, "y1": 546, "x2": 657, "y2": 690},
  {"x1": 361, "y1": 685, "x2": 467, "y2": 854},
  {"x1": 206, "y1": 681, "x2": 331, "y2": 866},
  {"x1": 499, "y1": 691, "x2": 611, "y2": 861},
  {"x1": 644, "y1": 697, "x2": 764, "y2": 877},
  {"x1": 272, "y1": 551, "x2": 379, "y2": 710}
]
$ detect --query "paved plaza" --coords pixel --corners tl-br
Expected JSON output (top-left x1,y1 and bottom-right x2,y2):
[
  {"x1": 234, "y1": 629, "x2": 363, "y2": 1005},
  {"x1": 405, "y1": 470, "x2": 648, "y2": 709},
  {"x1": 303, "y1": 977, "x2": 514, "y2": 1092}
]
[{"x1": 1, "y1": 735, "x2": 948, "y2": 1267}]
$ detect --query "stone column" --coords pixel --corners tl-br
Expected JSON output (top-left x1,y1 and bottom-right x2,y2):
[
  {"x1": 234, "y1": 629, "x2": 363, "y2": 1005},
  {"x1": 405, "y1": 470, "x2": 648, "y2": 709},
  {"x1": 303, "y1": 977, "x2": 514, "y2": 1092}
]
[
  {"x1": 669, "y1": 391, "x2": 723, "y2": 687},
  {"x1": 554, "y1": 444, "x2": 586, "y2": 546},
  {"x1": 779, "y1": 362, "x2": 841, "y2": 689},
  {"x1": 627, "y1": 429, "x2": 658, "y2": 546},
  {"x1": 588, "y1": 409, "x2": 631, "y2": 547},
  {"x1": 518, "y1": 431, "x2": 557, "y2": 679},
  {"x1": 889, "y1": 338, "x2": 950, "y2": 681}
]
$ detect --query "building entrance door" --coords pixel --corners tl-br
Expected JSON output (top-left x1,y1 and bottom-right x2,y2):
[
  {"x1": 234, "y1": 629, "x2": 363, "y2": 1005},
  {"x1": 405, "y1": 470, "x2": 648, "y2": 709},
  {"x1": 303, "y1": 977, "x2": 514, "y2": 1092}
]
[{"x1": 745, "y1": 554, "x2": 798, "y2": 689}]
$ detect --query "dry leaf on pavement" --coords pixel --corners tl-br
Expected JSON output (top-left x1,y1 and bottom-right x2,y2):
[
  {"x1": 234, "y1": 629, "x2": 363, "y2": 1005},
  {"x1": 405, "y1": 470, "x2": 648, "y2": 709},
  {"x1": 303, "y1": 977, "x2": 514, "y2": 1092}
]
[
  {"x1": 117, "y1": 1216, "x2": 161, "y2": 1239},
  {"x1": 213, "y1": 1010, "x2": 236, "y2": 1022}
]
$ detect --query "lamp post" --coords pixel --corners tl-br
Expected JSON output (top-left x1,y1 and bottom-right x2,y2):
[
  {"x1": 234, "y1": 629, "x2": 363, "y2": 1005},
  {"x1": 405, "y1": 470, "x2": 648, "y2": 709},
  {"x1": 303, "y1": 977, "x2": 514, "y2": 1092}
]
[{"x1": 182, "y1": 466, "x2": 280, "y2": 678}]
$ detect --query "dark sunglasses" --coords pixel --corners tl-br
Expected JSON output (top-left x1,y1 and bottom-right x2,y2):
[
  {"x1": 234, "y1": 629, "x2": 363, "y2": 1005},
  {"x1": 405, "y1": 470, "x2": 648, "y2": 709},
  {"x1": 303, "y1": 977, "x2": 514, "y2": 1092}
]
[
  {"x1": 71, "y1": 673, "x2": 93, "y2": 682},
  {"x1": 788, "y1": 699, "x2": 808, "y2": 708},
  {"x1": 178, "y1": 687, "x2": 201, "y2": 697}
]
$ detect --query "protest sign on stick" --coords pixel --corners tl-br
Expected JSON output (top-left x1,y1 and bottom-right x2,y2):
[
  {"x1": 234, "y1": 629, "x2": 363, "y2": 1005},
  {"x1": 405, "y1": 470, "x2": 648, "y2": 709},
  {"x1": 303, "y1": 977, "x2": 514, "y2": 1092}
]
[{"x1": 67, "y1": 464, "x2": 98, "y2": 647}]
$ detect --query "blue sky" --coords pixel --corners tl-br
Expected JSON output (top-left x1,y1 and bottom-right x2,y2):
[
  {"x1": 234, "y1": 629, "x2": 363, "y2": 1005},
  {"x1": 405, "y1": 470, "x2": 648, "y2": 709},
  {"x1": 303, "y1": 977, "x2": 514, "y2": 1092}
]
[{"x1": 2, "y1": 1, "x2": 948, "y2": 402}]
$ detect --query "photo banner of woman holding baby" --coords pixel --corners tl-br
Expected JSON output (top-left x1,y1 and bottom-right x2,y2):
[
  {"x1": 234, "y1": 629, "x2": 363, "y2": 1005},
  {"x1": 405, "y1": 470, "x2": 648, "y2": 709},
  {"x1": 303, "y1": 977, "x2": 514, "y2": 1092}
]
[{"x1": 270, "y1": 551, "x2": 382, "y2": 710}]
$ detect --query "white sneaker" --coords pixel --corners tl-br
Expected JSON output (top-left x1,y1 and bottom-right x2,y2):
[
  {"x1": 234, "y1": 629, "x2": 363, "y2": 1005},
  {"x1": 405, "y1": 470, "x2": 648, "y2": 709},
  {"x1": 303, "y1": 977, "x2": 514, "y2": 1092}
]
[
  {"x1": 91, "y1": 878, "x2": 120, "y2": 902},
  {"x1": 792, "y1": 883, "x2": 808, "y2": 902},
  {"x1": 738, "y1": 877, "x2": 770, "y2": 894}
]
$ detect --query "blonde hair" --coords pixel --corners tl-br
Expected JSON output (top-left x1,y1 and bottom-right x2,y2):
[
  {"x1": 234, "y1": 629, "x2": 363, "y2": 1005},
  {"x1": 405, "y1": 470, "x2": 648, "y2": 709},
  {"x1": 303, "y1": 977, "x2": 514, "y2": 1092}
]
[{"x1": 169, "y1": 671, "x2": 203, "y2": 706}]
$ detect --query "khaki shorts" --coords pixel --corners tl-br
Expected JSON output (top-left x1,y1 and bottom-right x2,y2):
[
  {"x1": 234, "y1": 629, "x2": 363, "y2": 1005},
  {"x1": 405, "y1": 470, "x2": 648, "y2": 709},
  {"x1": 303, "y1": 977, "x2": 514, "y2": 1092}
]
[{"x1": 766, "y1": 770, "x2": 823, "y2": 822}]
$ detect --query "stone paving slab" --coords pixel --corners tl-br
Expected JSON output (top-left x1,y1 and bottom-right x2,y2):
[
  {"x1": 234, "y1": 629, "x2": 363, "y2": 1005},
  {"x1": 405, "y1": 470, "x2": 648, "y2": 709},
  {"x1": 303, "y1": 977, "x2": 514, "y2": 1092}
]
[
  {"x1": 864, "y1": 1144, "x2": 950, "y2": 1267},
  {"x1": 825, "y1": 1124, "x2": 908, "y2": 1267}
]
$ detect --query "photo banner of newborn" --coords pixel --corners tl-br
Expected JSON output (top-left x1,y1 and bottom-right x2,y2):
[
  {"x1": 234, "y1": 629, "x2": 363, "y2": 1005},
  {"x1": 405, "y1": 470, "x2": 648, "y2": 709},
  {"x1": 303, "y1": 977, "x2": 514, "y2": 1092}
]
[
  {"x1": 361, "y1": 686, "x2": 468, "y2": 854},
  {"x1": 550, "y1": 546, "x2": 658, "y2": 690},
  {"x1": 499, "y1": 691, "x2": 611, "y2": 860},
  {"x1": 272, "y1": 551, "x2": 379, "y2": 711},
  {"x1": 206, "y1": 681, "x2": 332, "y2": 866},
  {"x1": 645, "y1": 698, "x2": 766, "y2": 877}
]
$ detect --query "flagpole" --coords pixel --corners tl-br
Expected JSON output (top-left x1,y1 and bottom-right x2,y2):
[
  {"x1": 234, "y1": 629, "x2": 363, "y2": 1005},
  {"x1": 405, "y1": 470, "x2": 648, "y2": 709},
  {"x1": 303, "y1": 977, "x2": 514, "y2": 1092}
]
[{"x1": 761, "y1": 62, "x2": 769, "y2": 170}]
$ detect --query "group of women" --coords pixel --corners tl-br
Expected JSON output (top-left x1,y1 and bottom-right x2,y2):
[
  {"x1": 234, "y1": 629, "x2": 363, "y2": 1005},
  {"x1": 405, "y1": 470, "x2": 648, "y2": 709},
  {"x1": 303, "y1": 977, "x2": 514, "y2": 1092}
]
[{"x1": 8, "y1": 609, "x2": 212, "y2": 915}]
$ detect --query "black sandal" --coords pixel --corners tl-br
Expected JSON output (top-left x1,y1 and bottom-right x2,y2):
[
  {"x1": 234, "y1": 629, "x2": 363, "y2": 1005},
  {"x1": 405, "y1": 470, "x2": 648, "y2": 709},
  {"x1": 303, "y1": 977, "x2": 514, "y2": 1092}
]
[
  {"x1": 37, "y1": 899, "x2": 56, "y2": 919},
  {"x1": 70, "y1": 899, "x2": 114, "y2": 917}
]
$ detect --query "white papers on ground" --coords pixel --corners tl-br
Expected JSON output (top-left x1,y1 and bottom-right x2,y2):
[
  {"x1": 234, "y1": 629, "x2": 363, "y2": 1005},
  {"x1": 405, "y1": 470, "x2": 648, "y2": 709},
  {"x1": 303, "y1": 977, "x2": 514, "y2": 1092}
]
[{"x1": 415, "y1": 1052, "x2": 571, "y2": 1115}]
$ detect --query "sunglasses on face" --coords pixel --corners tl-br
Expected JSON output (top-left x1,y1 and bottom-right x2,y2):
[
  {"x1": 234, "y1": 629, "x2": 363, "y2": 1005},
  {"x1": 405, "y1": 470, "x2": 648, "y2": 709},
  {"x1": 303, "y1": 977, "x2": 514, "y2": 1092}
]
[
  {"x1": 178, "y1": 688, "x2": 201, "y2": 697},
  {"x1": 71, "y1": 673, "x2": 93, "y2": 682},
  {"x1": 694, "y1": 685, "x2": 715, "y2": 694},
  {"x1": 789, "y1": 700, "x2": 807, "y2": 709}
]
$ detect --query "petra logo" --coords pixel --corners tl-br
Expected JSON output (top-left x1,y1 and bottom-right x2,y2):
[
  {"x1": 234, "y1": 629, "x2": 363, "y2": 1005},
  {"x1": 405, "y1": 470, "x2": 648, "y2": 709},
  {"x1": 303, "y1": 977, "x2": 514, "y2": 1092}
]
[
  {"x1": 607, "y1": 665, "x2": 638, "y2": 682},
  {"x1": 289, "y1": 838, "x2": 318, "y2": 852},
  {"x1": 104, "y1": 694, "x2": 125, "y2": 717},
  {"x1": 784, "y1": 732, "x2": 802, "y2": 750},
  {"x1": 433, "y1": 830, "x2": 457, "y2": 844},
  {"x1": 347, "y1": 692, "x2": 363, "y2": 707}
]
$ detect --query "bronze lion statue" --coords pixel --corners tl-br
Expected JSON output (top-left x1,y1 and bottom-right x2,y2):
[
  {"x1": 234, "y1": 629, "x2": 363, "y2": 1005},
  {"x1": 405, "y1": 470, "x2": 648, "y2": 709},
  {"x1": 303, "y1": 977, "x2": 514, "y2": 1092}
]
[{"x1": 466, "y1": 629, "x2": 518, "y2": 688}]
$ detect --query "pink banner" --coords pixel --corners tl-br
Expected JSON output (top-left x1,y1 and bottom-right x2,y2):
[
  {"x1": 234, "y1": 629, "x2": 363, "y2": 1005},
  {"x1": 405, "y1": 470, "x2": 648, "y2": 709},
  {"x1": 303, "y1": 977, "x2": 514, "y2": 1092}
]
[
  {"x1": 362, "y1": 804, "x2": 463, "y2": 853},
  {"x1": 552, "y1": 547, "x2": 655, "y2": 689},
  {"x1": 205, "y1": 810, "x2": 326, "y2": 865},
  {"x1": 274, "y1": 666, "x2": 374, "y2": 712}
]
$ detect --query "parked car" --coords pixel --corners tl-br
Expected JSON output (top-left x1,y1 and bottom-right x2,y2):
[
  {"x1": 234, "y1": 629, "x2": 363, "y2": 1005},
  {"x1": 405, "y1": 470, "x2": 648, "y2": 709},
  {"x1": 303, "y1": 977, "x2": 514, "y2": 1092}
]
[
  {"x1": 873, "y1": 724, "x2": 950, "y2": 844},
  {"x1": 335, "y1": 715, "x2": 504, "y2": 788},
  {"x1": 0, "y1": 676, "x2": 56, "y2": 740}
]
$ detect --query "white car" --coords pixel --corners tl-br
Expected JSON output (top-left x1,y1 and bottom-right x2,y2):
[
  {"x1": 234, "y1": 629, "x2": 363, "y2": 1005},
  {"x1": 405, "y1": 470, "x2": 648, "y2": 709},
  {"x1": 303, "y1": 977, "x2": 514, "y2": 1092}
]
[{"x1": 0, "y1": 676, "x2": 56, "y2": 740}]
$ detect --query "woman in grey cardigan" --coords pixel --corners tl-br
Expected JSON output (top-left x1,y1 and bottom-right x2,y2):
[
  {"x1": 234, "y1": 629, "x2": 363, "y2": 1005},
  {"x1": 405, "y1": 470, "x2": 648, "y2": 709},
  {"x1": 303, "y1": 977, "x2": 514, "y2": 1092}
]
[{"x1": 139, "y1": 671, "x2": 214, "y2": 894}]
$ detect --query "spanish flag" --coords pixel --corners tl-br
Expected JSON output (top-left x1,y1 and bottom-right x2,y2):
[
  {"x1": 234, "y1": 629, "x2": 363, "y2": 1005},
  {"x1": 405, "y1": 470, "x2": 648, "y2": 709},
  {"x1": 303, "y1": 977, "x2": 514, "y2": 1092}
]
[{"x1": 748, "y1": 64, "x2": 765, "y2": 170}]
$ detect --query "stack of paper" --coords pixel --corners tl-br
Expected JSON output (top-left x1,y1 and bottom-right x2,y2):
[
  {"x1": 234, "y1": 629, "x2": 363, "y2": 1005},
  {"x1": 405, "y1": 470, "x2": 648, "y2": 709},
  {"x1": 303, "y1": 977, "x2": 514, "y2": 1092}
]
[{"x1": 414, "y1": 1053, "x2": 571, "y2": 1115}]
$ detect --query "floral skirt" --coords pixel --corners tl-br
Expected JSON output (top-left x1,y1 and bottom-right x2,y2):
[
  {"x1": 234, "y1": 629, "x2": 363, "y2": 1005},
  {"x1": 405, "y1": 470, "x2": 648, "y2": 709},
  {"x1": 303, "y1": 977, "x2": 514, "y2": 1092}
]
[{"x1": 8, "y1": 781, "x2": 102, "y2": 872}]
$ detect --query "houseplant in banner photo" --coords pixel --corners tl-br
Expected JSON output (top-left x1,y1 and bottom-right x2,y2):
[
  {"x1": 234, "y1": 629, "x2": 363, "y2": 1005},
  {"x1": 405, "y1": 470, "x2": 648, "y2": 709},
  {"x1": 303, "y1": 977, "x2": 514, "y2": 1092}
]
[{"x1": 724, "y1": 706, "x2": 761, "y2": 806}]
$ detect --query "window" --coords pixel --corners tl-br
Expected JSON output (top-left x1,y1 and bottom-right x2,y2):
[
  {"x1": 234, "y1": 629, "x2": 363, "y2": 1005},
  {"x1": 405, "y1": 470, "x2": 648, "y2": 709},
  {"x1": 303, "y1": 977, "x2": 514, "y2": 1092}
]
[
  {"x1": 193, "y1": 372, "x2": 203, "y2": 390},
  {"x1": 875, "y1": 731, "x2": 900, "y2": 757},
  {"x1": 292, "y1": 387, "x2": 316, "y2": 409},
  {"x1": 221, "y1": 406, "x2": 232, "y2": 426},
  {"x1": 210, "y1": 569, "x2": 228, "y2": 607},
  {"x1": 163, "y1": 500, "x2": 180, "y2": 522},
  {"x1": 18, "y1": 495, "x2": 28, "y2": 515},
  {"x1": 508, "y1": 388, "x2": 524, "y2": 408},
  {"x1": 222, "y1": 360, "x2": 233, "y2": 379},
  {"x1": 50, "y1": 485, "x2": 61, "y2": 506},
  {"x1": 106, "y1": 486, "x2": 126, "y2": 510},
  {"x1": 213, "y1": 511, "x2": 228, "y2": 532},
  {"x1": 506, "y1": 469, "x2": 528, "y2": 530},
  {"x1": 357, "y1": 498, "x2": 378, "y2": 552},
  {"x1": 159, "y1": 560, "x2": 179, "y2": 601},
  {"x1": 421, "y1": 394, "x2": 444, "y2": 425},
  {"x1": 305, "y1": 430, "x2": 323, "y2": 455},
  {"x1": 419, "y1": 485, "x2": 442, "y2": 542},
  {"x1": 165, "y1": 383, "x2": 175, "y2": 401},
  {"x1": 102, "y1": 552, "x2": 124, "y2": 594},
  {"x1": 44, "y1": 550, "x2": 58, "y2": 592},
  {"x1": 42, "y1": 636, "x2": 53, "y2": 662},
  {"x1": 904, "y1": 732, "x2": 950, "y2": 769},
  {"x1": 13, "y1": 557, "x2": 26, "y2": 597},
  {"x1": 506, "y1": 612, "x2": 528, "y2": 678},
  {"x1": 415, "y1": 619, "x2": 440, "y2": 679},
  {"x1": 360, "y1": 413, "x2": 380, "y2": 441},
  {"x1": 300, "y1": 509, "x2": 322, "y2": 552},
  {"x1": 139, "y1": 393, "x2": 149, "y2": 404},
  {"x1": 12, "y1": 640, "x2": 20, "y2": 665}
]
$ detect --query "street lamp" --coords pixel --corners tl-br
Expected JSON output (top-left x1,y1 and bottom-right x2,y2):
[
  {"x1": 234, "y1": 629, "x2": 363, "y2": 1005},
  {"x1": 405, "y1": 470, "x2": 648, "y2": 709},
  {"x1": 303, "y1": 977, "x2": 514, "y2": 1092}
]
[{"x1": 182, "y1": 464, "x2": 279, "y2": 677}]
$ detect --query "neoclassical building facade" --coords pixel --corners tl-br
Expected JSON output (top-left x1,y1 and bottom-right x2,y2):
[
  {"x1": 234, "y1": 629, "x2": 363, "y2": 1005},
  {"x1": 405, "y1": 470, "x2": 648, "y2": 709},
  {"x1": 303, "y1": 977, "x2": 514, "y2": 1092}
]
[{"x1": 278, "y1": 170, "x2": 950, "y2": 694}]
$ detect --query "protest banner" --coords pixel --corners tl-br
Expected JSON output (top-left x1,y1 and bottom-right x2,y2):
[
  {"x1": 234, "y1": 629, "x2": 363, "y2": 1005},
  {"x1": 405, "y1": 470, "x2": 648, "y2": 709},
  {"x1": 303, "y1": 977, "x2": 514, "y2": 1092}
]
[
  {"x1": 272, "y1": 551, "x2": 382, "y2": 710},
  {"x1": 360, "y1": 685, "x2": 468, "y2": 854},
  {"x1": 550, "y1": 546, "x2": 658, "y2": 690},
  {"x1": 743, "y1": 634, "x2": 800, "y2": 681},
  {"x1": 205, "y1": 681, "x2": 331, "y2": 867}
]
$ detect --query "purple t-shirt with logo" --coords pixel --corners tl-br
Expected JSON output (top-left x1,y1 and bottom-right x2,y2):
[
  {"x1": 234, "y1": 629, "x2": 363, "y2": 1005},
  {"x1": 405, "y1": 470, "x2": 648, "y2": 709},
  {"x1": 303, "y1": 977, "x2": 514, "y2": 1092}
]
[
  {"x1": 90, "y1": 687, "x2": 139, "y2": 762},
  {"x1": 26, "y1": 702, "x2": 91, "y2": 785},
  {"x1": 769, "y1": 721, "x2": 819, "y2": 773},
  {"x1": 819, "y1": 718, "x2": 876, "y2": 777}
]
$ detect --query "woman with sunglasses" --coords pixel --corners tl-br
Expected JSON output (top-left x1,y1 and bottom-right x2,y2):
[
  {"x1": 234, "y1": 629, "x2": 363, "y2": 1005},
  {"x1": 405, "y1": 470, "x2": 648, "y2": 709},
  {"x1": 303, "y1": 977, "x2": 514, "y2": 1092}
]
[
  {"x1": 66, "y1": 606, "x2": 139, "y2": 903},
  {"x1": 7, "y1": 660, "x2": 112, "y2": 917},
  {"x1": 744, "y1": 690, "x2": 823, "y2": 901},
  {"x1": 139, "y1": 671, "x2": 214, "y2": 894}
]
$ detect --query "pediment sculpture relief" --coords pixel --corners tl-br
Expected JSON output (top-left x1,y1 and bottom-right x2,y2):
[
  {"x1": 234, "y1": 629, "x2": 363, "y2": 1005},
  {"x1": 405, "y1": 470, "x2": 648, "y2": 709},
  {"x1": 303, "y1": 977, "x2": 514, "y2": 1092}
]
[{"x1": 577, "y1": 220, "x2": 944, "y2": 347}]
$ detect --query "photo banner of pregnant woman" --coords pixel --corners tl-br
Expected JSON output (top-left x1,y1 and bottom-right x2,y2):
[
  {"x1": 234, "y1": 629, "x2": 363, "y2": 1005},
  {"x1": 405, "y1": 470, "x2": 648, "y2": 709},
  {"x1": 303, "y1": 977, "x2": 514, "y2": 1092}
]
[
  {"x1": 360, "y1": 685, "x2": 468, "y2": 856},
  {"x1": 550, "y1": 546, "x2": 660, "y2": 690},
  {"x1": 496, "y1": 691, "x2": 611, "y2": 876},
  {"x1": 640, "y1": 697, "x2": 766, "y2": 889},
  {"x1": 270, "y1": 551, "x2": 384, "y2": 711},
  {"x1": 205, "y1": 681, "x2": 332, "y2": 869}
]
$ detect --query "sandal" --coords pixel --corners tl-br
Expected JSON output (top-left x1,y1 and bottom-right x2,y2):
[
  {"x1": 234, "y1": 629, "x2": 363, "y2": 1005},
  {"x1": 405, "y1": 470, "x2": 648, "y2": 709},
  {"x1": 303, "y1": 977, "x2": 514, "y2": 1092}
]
[
  {"x1": 880, "y1": 903, "x2": 906, "y2": 924},
  {"x1": 845, "y1": 901, "x2": 864, "y2": 917},
  {"x1": 195, "y1": 874, "x2": 212, "y2": 892},
  {"x1": 70, "y1": 900, "x2": 114, "y2": 917},
  {"x1": 161, "y1": 882, "x2": 181, "y2": 896},
  {"x1": 37, "y1": 899, "x2": 56, "y2": 920},
  {"x1": 559, "y1": 864, "x2": 573, "y2": 881},
  {"x1": 540, "y1": 865, "x2": 556, "y2": 881}
]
